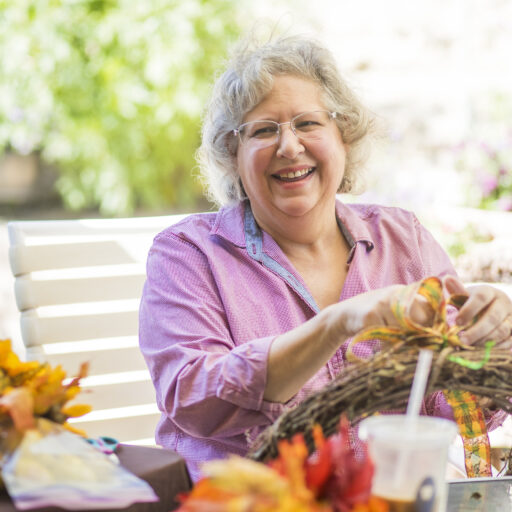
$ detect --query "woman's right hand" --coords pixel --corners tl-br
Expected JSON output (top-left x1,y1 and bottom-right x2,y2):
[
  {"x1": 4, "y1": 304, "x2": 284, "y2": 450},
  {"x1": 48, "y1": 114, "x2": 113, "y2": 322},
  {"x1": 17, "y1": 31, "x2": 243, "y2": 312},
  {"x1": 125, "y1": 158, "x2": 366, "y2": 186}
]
[
  {"x1": 265, "y1": 281, "x2": 436, "y2": 403},
  {"x1": 326, "y1": 283, "x2": 436, "y2": 342}
]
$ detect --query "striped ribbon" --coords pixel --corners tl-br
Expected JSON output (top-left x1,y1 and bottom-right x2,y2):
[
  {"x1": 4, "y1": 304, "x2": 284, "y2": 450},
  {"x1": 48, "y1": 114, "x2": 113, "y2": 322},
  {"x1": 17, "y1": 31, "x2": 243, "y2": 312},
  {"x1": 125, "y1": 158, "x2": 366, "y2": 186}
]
[{"x1": 444, "y1": 389, "x2": 492, "y2": 477}]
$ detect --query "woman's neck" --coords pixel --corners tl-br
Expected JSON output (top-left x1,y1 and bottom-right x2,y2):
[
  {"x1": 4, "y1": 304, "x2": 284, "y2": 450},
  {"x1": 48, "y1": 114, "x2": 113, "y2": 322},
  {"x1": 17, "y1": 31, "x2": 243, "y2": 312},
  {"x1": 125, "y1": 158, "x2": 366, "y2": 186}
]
[{"x1": 253, "y1": 203, "x2": 343, "y2": 261}]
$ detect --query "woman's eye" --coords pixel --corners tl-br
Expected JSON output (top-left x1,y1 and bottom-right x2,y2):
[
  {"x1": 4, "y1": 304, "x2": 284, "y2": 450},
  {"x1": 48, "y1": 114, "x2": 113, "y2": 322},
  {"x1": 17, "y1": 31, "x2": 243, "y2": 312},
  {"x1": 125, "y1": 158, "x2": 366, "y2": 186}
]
[
  {"x1": 295, "y1": 120, "x2": 321, "y2": 130},
  {"x1": 251, "y1": 126, "x2": 277, "y2": 138}
]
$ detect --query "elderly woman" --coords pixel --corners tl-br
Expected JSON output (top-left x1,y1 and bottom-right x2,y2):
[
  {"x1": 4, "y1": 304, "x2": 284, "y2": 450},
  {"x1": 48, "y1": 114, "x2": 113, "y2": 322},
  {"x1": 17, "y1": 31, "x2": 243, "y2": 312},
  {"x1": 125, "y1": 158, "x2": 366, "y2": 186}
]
[{"x1": 139, "y1": 35, "x2": 512, "y2": 481}]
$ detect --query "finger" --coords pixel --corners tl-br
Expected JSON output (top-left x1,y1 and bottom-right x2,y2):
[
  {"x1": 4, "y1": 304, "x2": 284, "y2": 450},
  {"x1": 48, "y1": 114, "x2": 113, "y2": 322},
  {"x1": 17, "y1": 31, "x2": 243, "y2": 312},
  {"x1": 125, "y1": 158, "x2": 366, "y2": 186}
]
[
  {"x1": 492, "y1": 330, "x2": 512, "y2": 349},
  {"x1": 497, "y1": 339, "x2": 512, "y2": 350},
  {"x1": 478, "y1": 317, "x2": 512, "y2": 346},
  {"x1": 455, "y1": 286, "x2": 498, "y2": 328},
  {"x1": 457, "y1": 297, "x2": 510, "y2": 345},
  {"x1": 478, "y1": 397, "x2": 497, "y2": 410},
  {"x1": 458, "y1": 299, "x2": 508, "y2": 345},
  {"x1": 408, "y1": 295, "x2": 435, "y2": 326},
  {"x1": 443, "y1": 275, "x2": 467, "y2": 296},
  {"x1": 493, "y1": 316, "x2": 512, "y2": 349}
]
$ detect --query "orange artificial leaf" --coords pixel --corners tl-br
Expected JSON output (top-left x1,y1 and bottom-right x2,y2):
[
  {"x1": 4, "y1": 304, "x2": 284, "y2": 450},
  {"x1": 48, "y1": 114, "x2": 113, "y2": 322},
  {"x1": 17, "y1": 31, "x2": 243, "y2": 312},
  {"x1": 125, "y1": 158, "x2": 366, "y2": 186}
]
[
  {"x1": 64, "y1": 385, "x2": 82, "y2": 401},
  {"x1": 367, "y1": 496, "x2": 390, "y2": 512},
  {"x1": 66, "y1": 362, "x2": 90, "y2": 386},
  {"x1": 0, "y1": 340, "x2": 40, "y2": 378},
  {"x1": 0, "y1": 339, "x2": 90, "y2": 435},
  {"x1": 317, "y1": 417, "x2": 374, "y2": 512},
  {"x1": 61, "y1": 403, "x2": 92, "y2": 418},
  {"x1": 0, "y1": 387, "x2": 35, "y2": 430},
  {"x1": 351, "y1": 496, "x2": 389, "y2": 512},
  {"x1": 180, "y1": 478, "x2": 238, "y2": 503},
  {"x1": 0, "y1": 339, "x2": 16, "y2": 366},
  {"x1": 274, "y1": 435, "x2": 313, "y2": 501},
  {"x1": 61, "y1": 422, "x2": 88, "y2": 437},
  {"x1": 4, "y1": 352, "x2": 41, "y2": 377},
  {"x1": 305, "y1": 425, "x2": 333, "y2": 495}
]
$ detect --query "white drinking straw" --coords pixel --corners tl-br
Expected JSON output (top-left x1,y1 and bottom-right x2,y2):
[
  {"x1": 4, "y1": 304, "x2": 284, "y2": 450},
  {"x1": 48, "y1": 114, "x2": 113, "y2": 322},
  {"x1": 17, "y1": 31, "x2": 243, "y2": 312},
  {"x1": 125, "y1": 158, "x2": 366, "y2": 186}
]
[
  {"x1": 406, "y1": 349, "x2": 434, "y2": 420},
  {"x1": 393, "y1": 349, "x2": 434, "y2": 489}
]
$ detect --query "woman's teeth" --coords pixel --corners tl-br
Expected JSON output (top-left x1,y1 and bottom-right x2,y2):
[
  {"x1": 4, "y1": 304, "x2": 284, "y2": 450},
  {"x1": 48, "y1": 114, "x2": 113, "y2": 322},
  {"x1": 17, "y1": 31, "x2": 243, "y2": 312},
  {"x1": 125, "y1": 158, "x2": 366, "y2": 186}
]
[{"x1": 277, "y1": 167, "x2": 314, "y2": 180}]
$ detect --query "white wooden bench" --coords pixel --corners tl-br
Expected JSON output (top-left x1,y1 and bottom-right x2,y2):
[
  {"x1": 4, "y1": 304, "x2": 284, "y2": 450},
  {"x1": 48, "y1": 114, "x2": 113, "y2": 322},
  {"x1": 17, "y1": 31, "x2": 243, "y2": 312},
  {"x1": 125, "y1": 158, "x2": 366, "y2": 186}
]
[{"x1": 7, "y1": 214, "x2": 189, "y2": 444}]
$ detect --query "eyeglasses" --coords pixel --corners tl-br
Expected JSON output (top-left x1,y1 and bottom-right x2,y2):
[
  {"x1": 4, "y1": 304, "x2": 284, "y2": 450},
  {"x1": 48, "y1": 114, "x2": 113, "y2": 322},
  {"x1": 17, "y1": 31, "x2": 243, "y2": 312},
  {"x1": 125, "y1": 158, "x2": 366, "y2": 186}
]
[{"x1": 233, "y1": 110, "x2": 338, "y2": 149}]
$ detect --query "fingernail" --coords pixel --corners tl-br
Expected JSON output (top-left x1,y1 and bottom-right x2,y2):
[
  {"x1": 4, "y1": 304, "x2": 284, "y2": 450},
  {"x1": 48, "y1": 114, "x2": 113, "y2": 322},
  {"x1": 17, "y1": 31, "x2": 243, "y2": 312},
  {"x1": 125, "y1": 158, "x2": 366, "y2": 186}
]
[{"x1": 459, "y1": 333, "x2": 468, "y2": 344}]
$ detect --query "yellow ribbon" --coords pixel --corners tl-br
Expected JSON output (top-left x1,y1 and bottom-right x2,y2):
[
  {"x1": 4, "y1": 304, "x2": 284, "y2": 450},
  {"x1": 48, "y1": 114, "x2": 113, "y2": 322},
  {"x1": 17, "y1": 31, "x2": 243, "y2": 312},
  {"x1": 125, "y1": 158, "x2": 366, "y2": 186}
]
[{"x1": 347, "y1": 276, "x2": 491, "y2": 478}]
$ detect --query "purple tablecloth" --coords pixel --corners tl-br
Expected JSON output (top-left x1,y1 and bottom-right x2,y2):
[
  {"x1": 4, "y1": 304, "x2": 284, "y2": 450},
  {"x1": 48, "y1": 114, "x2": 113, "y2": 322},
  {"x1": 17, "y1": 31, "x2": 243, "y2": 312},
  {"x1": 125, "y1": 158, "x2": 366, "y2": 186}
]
[{"x1": 0, "y1": 444, "x2": 192, "y2": 512}]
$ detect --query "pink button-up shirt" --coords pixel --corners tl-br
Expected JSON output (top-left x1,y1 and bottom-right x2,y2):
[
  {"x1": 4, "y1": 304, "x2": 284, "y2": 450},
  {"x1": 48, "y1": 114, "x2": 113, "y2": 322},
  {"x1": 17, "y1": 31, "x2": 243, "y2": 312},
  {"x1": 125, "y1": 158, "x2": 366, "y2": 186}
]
[{"x1": 139, "y1": 200, "x2": 503, "y2": 481}]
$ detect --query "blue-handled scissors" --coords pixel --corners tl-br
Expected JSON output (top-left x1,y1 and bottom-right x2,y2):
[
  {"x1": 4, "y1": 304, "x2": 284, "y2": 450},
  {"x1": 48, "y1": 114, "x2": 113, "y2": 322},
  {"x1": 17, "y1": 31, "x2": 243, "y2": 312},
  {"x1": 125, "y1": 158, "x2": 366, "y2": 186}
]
[{"x1": 86, "y1": 436, "x2": 119, "y2": 455}]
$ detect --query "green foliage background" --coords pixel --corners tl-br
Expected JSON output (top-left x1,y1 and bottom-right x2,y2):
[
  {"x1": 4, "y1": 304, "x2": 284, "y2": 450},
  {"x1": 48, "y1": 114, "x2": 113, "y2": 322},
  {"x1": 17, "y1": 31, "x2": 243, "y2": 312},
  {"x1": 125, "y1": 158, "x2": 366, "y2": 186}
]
[{"x1": 0, "y1": 0, "x2": 242, "y2": 214}]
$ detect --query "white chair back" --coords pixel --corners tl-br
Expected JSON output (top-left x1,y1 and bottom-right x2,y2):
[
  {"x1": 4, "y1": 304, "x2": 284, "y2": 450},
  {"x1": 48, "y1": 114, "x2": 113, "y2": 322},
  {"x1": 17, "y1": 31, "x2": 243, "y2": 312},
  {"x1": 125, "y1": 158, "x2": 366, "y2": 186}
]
[{"x1": 7, "y1": 214, "x2": 189, "y2": 444}]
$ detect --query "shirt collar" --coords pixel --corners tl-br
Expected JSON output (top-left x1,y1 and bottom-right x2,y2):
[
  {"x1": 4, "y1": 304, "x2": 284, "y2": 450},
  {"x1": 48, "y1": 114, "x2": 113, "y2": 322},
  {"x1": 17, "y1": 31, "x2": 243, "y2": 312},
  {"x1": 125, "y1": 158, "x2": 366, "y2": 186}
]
[
  {"x1": 334, "y1": 200, "x2": 375, "y2": 251},
  {"x1": 210, "y1": 199, "x2": 375, "y2": 253},
  {"x1": 209, "y1": 201, "x2": 247, "y2": 247}
]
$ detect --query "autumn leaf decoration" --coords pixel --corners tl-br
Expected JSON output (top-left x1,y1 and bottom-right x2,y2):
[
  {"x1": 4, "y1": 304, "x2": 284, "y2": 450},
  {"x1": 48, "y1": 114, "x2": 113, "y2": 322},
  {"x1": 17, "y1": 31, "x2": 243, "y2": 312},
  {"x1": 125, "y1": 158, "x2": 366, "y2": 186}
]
[
  {"x1": 178, "y1": 417, "x2": 388, "y2": 512},
  {"x1": 0, "y1": 339, "x2": 91, "y2": 436},
  {"x1": 347, "y1": 276, "x2": 492, "y2": 478}
]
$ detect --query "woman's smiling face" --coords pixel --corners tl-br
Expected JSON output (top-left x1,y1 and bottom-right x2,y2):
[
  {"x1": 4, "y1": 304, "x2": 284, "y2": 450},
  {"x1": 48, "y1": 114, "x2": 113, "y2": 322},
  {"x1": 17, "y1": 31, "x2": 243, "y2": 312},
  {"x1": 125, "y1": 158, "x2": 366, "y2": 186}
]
[{"x1": 236, "y1": 75, "x2": 347, "y2": 231}]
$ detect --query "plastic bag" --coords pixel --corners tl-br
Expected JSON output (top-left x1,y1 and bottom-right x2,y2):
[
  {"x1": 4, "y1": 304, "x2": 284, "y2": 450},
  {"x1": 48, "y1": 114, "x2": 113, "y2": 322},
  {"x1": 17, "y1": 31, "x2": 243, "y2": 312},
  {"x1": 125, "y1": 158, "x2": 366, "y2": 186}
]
[{"x1": 1, "y1": 418, "x2": 158, "y2": 510}]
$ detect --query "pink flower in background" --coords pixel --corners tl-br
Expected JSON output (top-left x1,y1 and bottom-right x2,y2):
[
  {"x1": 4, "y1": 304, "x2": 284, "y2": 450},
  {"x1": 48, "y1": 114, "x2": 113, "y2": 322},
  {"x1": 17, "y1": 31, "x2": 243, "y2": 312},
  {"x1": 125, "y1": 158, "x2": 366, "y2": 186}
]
[
  {"x1": 479, "y1": 174, "x2": 499, "y2": 197},
  {"x1": 479, "y1": 141, "x2": 494, "y2": 156},
  {"x1": 497, "y1": 196, "x2": 512, "y2": 211}
]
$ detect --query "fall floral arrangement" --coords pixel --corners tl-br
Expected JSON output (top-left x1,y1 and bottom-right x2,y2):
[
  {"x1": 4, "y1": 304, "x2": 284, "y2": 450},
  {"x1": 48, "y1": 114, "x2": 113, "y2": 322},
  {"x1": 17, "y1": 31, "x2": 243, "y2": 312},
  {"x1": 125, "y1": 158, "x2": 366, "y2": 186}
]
[
  {"x1": 178, "y1": 418, "x2": 386, "y2": 512},
  {"x1": 0, "y1": 338, "x2": 90, "y2": 452},
  {"x1": 0, "y1": 339, "x2": 160, "y2": 509}
]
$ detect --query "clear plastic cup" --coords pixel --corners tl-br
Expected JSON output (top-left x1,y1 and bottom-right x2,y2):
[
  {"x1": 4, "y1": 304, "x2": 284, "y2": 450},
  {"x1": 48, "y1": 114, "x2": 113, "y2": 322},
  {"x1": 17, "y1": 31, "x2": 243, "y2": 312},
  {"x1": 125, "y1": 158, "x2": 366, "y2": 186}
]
[{"x1": 359, "y1": 415, "x2": 458, "y2": 512}]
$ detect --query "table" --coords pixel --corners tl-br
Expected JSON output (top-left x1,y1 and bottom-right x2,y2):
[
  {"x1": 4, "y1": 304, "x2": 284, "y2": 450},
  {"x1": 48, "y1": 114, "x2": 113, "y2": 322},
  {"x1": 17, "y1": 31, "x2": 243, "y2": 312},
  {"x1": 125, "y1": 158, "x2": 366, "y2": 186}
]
[
  {"x1": 5, "y1": 450, "x2": 510, "y2": 512},
  {"x1": 0, "y1": 444, "x2": 192, "y2": 512},
  {"x1": 447, "y1": 477, "x2": 512, "y2": 511}
]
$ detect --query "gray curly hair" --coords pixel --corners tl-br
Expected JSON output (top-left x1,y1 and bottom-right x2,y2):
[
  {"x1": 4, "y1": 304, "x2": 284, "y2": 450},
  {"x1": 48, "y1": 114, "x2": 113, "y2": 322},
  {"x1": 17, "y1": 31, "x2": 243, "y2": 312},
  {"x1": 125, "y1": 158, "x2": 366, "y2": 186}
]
[{"x1": 197, "y1": 35, "x2": 376, "y2": 207}]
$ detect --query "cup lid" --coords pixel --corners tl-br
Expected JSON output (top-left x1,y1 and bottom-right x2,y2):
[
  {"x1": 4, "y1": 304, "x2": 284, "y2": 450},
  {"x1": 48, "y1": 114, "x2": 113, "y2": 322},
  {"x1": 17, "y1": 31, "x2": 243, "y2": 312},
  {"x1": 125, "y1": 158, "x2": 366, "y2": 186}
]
[{"x1": 358, "y1": 415, "x2": 458, "y2": 446}]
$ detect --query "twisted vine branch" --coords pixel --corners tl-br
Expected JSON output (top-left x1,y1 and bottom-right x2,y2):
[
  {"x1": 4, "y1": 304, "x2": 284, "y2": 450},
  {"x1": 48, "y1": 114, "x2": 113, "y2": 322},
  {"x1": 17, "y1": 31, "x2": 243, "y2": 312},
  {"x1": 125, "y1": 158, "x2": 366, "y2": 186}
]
[{"x1": 248, "y1": 343, "x2": 512, "y2": 462}]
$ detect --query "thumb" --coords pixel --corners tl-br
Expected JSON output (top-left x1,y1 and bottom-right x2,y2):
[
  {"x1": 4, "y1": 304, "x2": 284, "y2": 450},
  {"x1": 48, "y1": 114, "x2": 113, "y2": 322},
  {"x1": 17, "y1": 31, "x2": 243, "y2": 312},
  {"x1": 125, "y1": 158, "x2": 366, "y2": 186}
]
[{"x1": 442, "y1": 275, "x2": 467, "y2": 296}]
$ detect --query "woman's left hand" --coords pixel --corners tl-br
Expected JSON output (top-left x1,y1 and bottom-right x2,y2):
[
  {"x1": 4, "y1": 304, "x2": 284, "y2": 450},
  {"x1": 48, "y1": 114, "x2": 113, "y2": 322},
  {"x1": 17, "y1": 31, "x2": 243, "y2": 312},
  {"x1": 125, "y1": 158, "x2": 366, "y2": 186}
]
[{"x1": 443, "y1": 275, "x2": 512, "y2": 349}]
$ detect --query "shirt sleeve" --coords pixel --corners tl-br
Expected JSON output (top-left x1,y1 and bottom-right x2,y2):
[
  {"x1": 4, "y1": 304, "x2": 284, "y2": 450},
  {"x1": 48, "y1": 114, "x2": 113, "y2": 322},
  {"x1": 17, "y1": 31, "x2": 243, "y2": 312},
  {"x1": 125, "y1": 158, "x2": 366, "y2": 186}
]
[{"x1": 139, "y1": 231, "x2": 285, "y2": 441}]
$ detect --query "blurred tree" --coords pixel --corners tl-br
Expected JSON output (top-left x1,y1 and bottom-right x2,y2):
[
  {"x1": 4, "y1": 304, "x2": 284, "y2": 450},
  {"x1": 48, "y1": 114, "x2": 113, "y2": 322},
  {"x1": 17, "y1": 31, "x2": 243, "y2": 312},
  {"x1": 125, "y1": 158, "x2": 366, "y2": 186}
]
[{"x1": 0, "y1": 0, "x2": 242, "y2": 214}]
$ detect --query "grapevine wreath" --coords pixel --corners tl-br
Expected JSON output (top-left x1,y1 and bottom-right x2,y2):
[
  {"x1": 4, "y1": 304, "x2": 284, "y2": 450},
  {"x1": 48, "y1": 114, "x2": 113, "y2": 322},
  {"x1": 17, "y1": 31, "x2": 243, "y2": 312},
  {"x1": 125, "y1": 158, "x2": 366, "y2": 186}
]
[{"x1": 248, "y1": 277, "x2": 512, "y2": 478}]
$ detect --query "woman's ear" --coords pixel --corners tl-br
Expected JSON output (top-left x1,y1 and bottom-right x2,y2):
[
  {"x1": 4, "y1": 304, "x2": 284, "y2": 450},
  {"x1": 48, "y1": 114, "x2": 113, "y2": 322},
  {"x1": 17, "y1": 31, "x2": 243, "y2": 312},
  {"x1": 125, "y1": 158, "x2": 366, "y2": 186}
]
[
  {"x1": 225, "y1": 132, "x2": 239, "y2": 156},
  {"x1": 338, "y1": 174, "x2": 352, "y2": 193},
  {"x1": 239, "y1": 177, "x2": 246, "y2": 197}
]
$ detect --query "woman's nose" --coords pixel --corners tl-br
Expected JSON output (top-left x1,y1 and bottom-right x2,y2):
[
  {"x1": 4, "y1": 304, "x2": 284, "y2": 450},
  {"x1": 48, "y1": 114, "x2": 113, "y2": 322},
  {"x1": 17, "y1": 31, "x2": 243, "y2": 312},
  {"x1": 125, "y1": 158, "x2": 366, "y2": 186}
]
[{"x1": 276, "y1": 125, "x2": 305, "y2": 159}]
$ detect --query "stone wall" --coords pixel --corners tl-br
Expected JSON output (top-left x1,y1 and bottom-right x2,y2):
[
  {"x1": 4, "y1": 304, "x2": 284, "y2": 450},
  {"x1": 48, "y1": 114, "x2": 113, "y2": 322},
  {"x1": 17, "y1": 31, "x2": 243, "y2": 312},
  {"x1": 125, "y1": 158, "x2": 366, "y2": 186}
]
[{"x1": 0, "y1": 152, "x2": 58, "y2": 206}]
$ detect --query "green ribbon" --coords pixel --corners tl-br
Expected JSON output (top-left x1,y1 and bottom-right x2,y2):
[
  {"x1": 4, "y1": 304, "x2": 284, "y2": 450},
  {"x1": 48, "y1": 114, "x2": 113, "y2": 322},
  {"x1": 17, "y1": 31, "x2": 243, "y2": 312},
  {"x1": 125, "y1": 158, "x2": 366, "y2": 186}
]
[{"x1": 447, "y1": 340, "x2": 496, "y2": 370}]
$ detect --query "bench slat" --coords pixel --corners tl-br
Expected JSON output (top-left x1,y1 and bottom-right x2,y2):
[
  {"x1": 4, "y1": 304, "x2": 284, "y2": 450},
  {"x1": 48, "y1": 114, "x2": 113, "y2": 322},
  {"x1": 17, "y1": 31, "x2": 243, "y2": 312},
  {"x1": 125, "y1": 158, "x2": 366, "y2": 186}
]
[
  {"x1": 15, "y1": 273, "x2": 146, "y2": 309},
  {"x1": 21, "y1": 309, "x2": 139, "y2": 345}
]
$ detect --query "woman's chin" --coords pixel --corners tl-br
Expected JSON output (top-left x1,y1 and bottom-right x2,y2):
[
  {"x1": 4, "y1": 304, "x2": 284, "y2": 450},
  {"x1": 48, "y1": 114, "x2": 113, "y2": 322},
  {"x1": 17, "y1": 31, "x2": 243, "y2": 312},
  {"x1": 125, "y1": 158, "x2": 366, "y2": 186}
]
[{"x1": 272, "y1": 197, "x2": 319, "y2": 219}]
